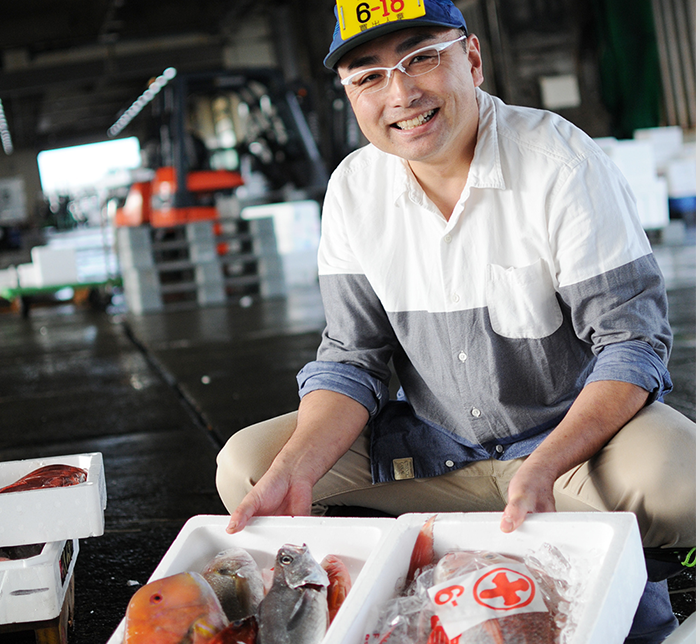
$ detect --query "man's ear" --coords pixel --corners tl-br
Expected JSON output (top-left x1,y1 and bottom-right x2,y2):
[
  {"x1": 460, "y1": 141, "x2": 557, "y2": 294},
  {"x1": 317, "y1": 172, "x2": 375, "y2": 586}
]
[{"x1": 467, "y1": 35, "x2": 484, "y2": 88}]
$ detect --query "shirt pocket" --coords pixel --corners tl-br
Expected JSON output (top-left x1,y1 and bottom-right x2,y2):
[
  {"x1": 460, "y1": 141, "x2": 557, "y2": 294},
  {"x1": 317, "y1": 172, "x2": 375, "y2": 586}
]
[{"x1": 486, "y1": 259, "x2": 563, "y2": 339}]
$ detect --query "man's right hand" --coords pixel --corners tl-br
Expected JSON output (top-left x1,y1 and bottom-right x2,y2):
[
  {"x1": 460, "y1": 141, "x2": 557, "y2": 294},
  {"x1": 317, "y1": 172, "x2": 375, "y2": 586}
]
[
  {"x1": 226, "y1": 467, "x2": 314, "y2": 533},
  {"x1": 225, "y1": 389, "x2": 370, "y2": 534}
]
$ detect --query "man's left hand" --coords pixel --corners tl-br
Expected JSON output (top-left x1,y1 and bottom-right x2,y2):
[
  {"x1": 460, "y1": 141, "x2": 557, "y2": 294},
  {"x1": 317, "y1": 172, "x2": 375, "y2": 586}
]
[{"x1": 500, "y1": 460, "x2": 556, "y2": 532}]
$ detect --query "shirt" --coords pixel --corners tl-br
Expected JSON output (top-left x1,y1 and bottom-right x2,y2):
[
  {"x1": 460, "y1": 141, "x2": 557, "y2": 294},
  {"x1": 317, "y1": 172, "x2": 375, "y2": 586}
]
[{"x1": 297, "y1": 89, "x2": 673, "y2": 484}]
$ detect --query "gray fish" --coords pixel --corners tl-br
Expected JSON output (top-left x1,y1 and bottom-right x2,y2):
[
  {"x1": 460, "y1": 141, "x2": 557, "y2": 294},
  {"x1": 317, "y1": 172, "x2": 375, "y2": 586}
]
[
  {"x1": 257, "y1": 543, "x2": 329, "y2": 644},
  {"x1": 201, "y1": 546, "x2": 265, "y2": 622}
]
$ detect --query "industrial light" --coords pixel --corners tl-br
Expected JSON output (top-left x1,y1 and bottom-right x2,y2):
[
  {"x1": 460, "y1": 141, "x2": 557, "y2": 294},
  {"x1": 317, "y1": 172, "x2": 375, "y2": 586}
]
[
  {"x1": 108, "y1": 67, "x2": 177, "y2": 138},
  {"x1": 0, "y1": 99, "x2": 14, "y2": 155}
]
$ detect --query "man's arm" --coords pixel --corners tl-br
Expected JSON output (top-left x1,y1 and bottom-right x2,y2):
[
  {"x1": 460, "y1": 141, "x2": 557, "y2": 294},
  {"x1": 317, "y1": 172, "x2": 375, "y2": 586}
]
[
  {"x1": 226, "y1": 389, "x2": 369, "y2": 533},
  {"x1": 500, "y1": 379, "x2": 649, "y2": 533}
]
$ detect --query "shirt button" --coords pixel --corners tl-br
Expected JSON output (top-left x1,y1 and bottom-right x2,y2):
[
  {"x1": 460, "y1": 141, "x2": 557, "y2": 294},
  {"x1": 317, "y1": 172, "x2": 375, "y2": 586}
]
[
  {"x1": 452, "y1": 293, "x2": 460, "y2": 303},
  {"x1": 445, "y1": 460, "x2": 455, "y2": 467},
  {"x1": 495, "y1": 445, "x2": 504, "y2": 454},
  {"x1": 458, "y1": 351, "x2": 467, "y2": 362},
  {"x1": 471, "y1": 407, "x2": 481, "y2": 418},
  {"x1": 444, "y1": 234, "x2": 452, "y2": 244}
]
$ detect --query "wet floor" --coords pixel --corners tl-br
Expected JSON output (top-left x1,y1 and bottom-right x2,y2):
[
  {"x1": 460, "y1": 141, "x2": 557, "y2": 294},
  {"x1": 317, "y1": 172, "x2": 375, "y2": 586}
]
[{"x1": 0, "y1": 224, "x2": 695, "y2": 642}]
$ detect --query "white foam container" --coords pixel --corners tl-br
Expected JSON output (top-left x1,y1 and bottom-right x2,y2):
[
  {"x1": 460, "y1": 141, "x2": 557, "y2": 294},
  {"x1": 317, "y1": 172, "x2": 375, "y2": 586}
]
[
  {"x1": 0, "y1": 539, "x2": 79, "y2": 624},
  {"x1": 107, "y1": 514, "x2": 396, "y2": 644},
  {"x1": 664, "y1": 613, "x2": 696, "y2": 643},
  {"x1": 0, "y1": 453, "x2": 107, "y2": 548},
  {"x1": 346, "y1": 512, "x2": 646, "y2": 644}
]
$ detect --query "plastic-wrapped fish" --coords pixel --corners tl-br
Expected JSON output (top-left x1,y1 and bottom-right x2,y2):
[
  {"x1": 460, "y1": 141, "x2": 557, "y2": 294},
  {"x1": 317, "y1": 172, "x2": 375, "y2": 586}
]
[{"x1": 257, "y1": 544, "x2": 329, "y2": 644}]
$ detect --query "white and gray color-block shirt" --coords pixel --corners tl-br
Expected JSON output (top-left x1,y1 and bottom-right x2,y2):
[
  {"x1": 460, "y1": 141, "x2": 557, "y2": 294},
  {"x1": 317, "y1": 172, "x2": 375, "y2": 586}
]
[{"x1": 298, "y1": 88, "x2": 672, "y2": 483}]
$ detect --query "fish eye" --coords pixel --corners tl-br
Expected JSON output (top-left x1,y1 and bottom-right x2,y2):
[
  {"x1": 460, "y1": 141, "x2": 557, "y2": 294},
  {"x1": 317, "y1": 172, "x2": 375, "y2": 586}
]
[
  {"x1": 280, "y1": 554, "x2": 294, "y2": 565},
  {"x1": 150, "y1": 593, "x2": 163, "y2": 604}
]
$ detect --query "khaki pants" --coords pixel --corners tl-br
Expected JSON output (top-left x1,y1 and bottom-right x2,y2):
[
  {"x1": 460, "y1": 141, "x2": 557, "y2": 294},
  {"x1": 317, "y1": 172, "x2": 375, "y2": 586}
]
[{"x1": 216, "y1": 402, "x2": 695, "y2": 548}]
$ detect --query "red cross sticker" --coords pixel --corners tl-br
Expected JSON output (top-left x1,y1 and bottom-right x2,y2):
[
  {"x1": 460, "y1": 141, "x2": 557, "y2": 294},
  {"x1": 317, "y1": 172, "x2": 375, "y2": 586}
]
[{"x1": 473, "y1": 567, "x2": 536, "y2": 610}]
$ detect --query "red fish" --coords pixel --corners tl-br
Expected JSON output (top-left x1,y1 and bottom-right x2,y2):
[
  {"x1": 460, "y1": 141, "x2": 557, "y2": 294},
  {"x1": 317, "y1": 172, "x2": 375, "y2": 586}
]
[
  {"x1": 205, "y1": 616, "x2": 258, "y2": 644},
  {"x1": 321, "y1": 554, "x2": 352, "y2": 624},
  {"x1": 0, "y1": 464, "x2": 87, "y2": 494},
  {"x1": 124, "y1": 572, "x2": 228, "y2": 643},
  {"x1": 406, "y1": 515, "x2": 436, "y2": 587},
  {"x1": 432, "y1": 550, "x2": 561, "y2": 644}
]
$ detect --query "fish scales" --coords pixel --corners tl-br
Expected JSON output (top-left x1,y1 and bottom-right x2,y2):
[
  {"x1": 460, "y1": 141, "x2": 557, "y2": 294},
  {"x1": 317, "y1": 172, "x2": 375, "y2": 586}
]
[
  {"x1": 257, "y1": 543, "x2": 329, "y2": 644},
  {"x1": 201, "y1": 547, "x2": 265, "y2": 622}
]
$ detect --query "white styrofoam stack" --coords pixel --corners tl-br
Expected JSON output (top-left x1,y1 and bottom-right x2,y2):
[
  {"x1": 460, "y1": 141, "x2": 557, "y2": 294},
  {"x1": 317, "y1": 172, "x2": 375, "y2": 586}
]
[
  {"x1": 30, "y1": 246, "x2": 79, "y2": 287},
  {"x1": 0, "y1": 452, "x2": 107, "y2": 547},
  {"x1": 107, "y1": 514, "x2": 396, "y2": 644},
  {"x1": 347, "y1": 512, "x2": 646, "y2": 644},
  {"x1": 0, "y1": 452, "x2": 106, "y2": 628},
  {"x1": 595, "y1": 137, "x2": 670, "y2": 230},
  {"x1": 0, "y1": 540, "x2": 79, "y2": 624}
]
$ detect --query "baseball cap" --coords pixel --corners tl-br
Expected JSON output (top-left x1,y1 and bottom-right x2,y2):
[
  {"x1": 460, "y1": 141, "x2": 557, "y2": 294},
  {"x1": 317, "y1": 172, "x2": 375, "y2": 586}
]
[{"x1": 324, "y1": 0, "x2": 468, "y2": 70}]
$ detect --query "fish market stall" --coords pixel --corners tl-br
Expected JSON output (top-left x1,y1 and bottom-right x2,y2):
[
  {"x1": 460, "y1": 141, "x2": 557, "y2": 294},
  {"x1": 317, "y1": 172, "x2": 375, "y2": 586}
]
[
  {"x1": 0, "y1": 453, "x2": 107, "y2": 643},
  {"x1": 107, "y1": 511, "x2": 647, "y2": 644}
]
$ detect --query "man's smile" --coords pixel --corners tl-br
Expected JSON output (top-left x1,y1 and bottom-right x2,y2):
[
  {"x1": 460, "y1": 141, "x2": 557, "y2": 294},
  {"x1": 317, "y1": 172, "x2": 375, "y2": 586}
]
[{"x1": 392, "y1": 108, "x2": 437, "y2": 130}]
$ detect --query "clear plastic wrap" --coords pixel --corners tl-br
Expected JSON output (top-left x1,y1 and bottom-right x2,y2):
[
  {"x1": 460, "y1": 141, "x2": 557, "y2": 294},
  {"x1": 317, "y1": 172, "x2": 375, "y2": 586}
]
[{"x1": 364, "y1": 545, "x2": 579, "y2": 644}]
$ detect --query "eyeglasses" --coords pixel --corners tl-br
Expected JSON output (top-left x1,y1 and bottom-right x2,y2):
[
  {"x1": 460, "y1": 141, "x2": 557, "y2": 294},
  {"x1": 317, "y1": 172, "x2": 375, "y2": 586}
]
[{"x1": 340, "y1": 35, "x2": 467, "y2": 95}]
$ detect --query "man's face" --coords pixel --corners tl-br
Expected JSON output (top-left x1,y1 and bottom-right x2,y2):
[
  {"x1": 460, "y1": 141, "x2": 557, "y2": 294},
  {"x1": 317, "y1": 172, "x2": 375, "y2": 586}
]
[{"x1": 337, "y1": 27, "x2": 484, "y2": 168}]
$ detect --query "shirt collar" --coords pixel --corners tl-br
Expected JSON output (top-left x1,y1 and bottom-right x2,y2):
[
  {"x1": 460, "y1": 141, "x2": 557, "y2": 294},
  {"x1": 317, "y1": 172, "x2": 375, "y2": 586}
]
[{"x1": 467, "y1": 88, "x2": 505, "y2": 191}]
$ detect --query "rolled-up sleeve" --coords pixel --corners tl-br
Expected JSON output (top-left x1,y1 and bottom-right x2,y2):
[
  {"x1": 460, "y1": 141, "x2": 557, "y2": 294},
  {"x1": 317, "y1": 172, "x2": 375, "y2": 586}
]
[
  {"x1": 585, "y1": 339, "x2": 673, "y2": 401},
  {"x1": 297, "y1": 360, "x2": 391, "y2": 419}
]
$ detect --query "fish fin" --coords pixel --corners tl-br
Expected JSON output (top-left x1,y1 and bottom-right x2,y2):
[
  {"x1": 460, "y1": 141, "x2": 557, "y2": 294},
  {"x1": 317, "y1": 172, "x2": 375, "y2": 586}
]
[
  {"x1": 287, "y1": 587, "x2": 327, "y2": 632},
  {"x1": 406, "y1": 514, "x2": 436, "y2": 586}
]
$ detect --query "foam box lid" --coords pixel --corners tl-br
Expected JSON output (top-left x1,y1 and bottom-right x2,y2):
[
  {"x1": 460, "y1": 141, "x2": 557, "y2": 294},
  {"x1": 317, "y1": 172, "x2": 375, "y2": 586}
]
[
  {"x1": 342, "y1": 512, "x2": 646, "y2": 644},
  {"x1": 107, "y1": 514, "x2": 396, "y2": 644},
  {"x1": 0, "y1": 453, "x2": 107, "y2": 547}
]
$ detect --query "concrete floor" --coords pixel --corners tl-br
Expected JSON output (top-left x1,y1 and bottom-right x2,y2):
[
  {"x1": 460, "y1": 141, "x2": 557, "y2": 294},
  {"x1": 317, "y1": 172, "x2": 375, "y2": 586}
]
[{"x1": 0, "y1": 223, "x2": 695, "y2": 642}]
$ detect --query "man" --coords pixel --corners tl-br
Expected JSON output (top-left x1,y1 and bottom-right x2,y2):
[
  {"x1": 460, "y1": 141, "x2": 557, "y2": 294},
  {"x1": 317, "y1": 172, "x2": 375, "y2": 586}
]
[{"x1": 216, "y1": 1, "x2": 695, "y2": 641}]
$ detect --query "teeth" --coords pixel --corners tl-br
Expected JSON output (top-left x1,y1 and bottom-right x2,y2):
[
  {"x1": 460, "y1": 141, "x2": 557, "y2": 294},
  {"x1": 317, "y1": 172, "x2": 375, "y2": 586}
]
[{"x1": 395, "y1": 109, "x2": 436, "y2": 130}]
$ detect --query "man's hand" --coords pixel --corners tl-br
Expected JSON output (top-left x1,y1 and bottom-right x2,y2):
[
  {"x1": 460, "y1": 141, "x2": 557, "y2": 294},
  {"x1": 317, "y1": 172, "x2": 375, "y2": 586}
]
[
  {"x1": 226, "y1": 467, "x2": 314, "y2": 533},
  {"x1": 499, "y1": 380, "x2": 649, "y2": 534},
  {"x1": 500, "y1": 459, "x2": 556, "y2": 533},
  {"x1": 224, "y1": 390, "x2": 369, "y2": 535}
]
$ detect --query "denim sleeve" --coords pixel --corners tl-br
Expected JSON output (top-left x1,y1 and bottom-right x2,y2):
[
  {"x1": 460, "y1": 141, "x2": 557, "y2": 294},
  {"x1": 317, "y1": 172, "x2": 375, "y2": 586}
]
[
  {"x1": 585, "y1": 339, "x2": 673, "y2": 402},
  {"x1": 297, "y1": 360, "x2": 391, "y2": 419}
]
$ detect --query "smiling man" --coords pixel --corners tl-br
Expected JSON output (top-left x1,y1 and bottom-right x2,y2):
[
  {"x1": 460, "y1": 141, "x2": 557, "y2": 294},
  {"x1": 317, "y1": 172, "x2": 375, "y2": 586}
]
[{"x1": 215, "y1": 2, "x2": 695, "y2": 642}]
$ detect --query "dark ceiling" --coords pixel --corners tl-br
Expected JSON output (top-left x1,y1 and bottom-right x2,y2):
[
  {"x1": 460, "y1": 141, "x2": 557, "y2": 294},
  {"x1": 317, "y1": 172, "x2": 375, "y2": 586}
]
[{"x1": 0, "y1": 0, "x2": 317, "y2": 152}]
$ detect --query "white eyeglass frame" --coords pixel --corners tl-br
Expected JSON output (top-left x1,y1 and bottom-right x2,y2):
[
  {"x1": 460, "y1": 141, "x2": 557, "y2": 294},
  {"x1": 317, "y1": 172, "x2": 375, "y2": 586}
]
[{"x1": 339, "y1": 34, "x2": 467, "y2": 93}]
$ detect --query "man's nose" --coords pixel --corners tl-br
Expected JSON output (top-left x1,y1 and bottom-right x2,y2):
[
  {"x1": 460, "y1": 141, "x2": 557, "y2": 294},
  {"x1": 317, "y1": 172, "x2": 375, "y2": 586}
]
[{"x1": 385, "y1": 69, "x2": 420, "y2": 105}]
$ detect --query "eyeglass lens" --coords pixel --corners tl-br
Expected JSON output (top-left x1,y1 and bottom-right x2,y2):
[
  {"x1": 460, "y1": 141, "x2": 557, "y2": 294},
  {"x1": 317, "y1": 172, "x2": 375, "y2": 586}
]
[{"x1": 352, "y1": 47, "x2": 442, "y2": 94}]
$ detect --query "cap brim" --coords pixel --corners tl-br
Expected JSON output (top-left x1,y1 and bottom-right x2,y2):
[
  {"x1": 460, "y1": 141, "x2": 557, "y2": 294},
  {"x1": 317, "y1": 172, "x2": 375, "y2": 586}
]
[{"x1": 324, "y1": 19, "x2": 463, "y2": 70}]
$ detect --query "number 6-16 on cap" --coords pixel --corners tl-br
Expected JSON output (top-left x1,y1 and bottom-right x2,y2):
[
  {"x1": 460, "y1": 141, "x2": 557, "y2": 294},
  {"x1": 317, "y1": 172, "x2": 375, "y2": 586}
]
[{"x1": 337, "y1": 0, "x2": 426, "y2": 40}]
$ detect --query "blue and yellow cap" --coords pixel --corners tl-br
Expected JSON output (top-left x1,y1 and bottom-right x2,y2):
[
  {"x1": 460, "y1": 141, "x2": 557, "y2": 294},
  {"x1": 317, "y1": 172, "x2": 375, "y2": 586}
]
[{"x1": 324, "y1": 0, "x2": 468, "y2": 70}]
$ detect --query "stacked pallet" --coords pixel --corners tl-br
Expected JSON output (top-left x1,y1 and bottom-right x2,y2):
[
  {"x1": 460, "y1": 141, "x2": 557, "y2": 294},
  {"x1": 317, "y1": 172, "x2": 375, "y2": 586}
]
[
  {"x1": 215, "y1": 217, "x2": 286, "y2": 300},
  {"x1": 116, "y1": 218, "x2": 288, "y2": 314}
]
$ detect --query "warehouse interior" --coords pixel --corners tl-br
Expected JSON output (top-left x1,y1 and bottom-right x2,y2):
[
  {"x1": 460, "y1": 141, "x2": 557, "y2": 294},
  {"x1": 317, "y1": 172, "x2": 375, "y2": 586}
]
[{"x1": 0, "y1": 0, "x2": 695, "y2": 642}]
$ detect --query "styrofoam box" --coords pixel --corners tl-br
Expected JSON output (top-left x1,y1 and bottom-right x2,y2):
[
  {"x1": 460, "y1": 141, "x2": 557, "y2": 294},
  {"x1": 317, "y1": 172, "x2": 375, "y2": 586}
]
[
  {"x1": 107, "y1": 514, "x2": 396, "y2": 644},
  {"x1": 343, "y1": 512, "x2": 646, "y2": 644},
  {"x1": 0, "y1": 453, "x2": 107, "y2": 548},
  {"x1": 0, "y1": 539, "x2": 79, "y2": 624},
  {"x1": 30, "y1": 246, "x2": 78, "y2": 287}
]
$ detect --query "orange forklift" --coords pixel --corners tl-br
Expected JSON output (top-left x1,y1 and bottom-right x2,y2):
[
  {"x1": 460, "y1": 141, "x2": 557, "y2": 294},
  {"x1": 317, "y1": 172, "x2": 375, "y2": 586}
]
[{"x1": 115, "y1": 69, "x2": 326, "y2": 229}]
